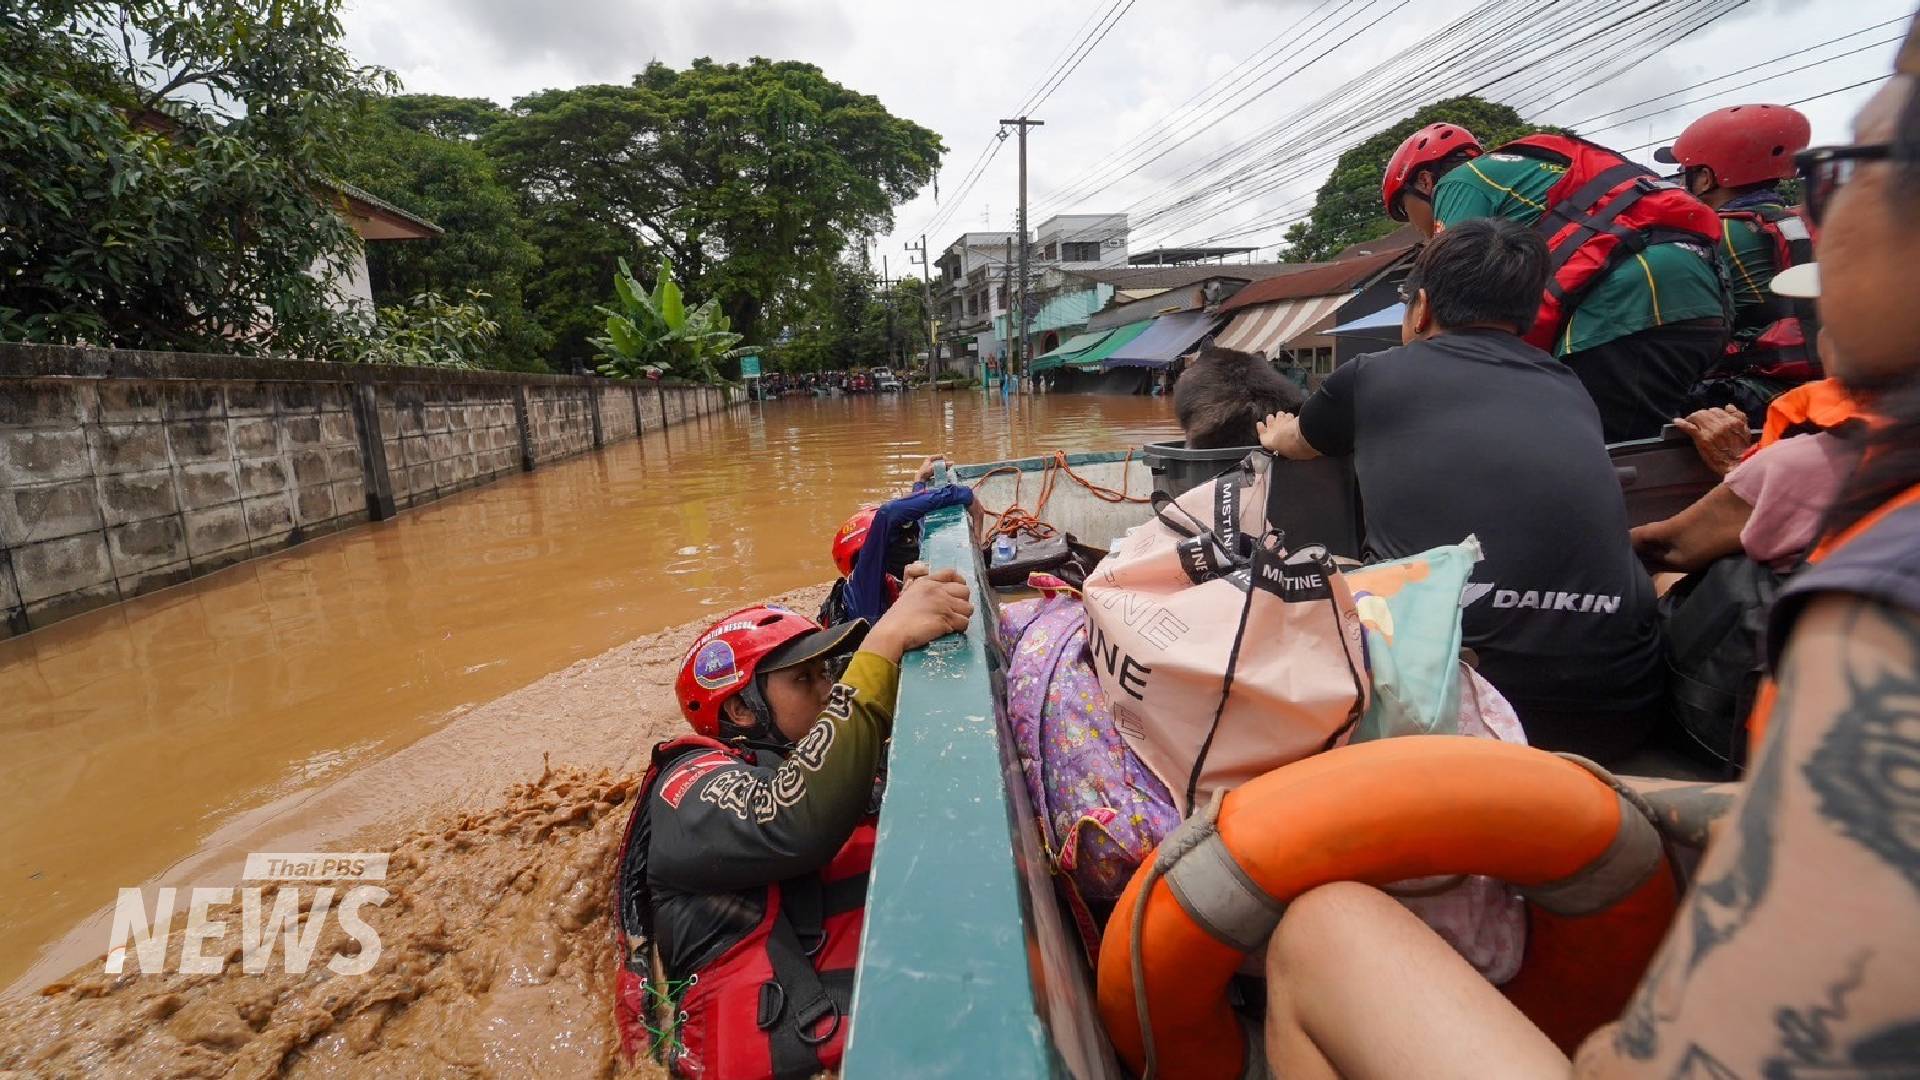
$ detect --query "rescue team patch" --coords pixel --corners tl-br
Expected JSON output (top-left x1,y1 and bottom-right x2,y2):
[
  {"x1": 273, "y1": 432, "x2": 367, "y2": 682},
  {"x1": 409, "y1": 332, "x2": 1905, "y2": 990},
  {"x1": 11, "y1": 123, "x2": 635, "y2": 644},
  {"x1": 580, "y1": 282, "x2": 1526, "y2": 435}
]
[
  {"x1": 692, "y1": 639, "x2": 744, "y2": 691},
  {"x1": 658, "y1": 753, "x2": 731, "y2": 808}
]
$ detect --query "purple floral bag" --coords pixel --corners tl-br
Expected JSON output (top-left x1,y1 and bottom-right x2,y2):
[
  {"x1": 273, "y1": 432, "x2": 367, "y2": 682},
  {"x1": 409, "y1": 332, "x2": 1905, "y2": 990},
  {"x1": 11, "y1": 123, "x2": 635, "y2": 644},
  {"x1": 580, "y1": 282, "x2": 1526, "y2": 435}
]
[{"x1": 1001, "y1": 577, "x2": 1180, "y2": 904}]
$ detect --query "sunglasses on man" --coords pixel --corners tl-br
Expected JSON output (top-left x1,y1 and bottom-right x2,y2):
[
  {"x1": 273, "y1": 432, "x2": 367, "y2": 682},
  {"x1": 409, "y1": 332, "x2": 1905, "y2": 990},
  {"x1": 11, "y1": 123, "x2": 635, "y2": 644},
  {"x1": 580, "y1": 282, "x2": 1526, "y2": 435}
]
[{"x1": 1794, "y1": 143, "x2": 1914, "y2": 225}]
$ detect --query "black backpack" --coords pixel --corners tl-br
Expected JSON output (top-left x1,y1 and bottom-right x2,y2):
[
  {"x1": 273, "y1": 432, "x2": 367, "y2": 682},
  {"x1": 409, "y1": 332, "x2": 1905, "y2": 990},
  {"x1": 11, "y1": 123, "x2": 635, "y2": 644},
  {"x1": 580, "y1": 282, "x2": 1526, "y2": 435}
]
[{"x1": 1658, "y1": 555, "x2": 1786, "y2": 776}]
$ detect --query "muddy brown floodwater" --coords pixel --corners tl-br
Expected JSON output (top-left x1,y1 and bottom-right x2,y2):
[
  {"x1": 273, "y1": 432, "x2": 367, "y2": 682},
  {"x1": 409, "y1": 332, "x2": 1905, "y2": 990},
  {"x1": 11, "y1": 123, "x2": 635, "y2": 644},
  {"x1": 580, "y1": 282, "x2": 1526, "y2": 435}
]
[{"x1": 0, "y1": 391, "x2": 1177, "y2": 1011}]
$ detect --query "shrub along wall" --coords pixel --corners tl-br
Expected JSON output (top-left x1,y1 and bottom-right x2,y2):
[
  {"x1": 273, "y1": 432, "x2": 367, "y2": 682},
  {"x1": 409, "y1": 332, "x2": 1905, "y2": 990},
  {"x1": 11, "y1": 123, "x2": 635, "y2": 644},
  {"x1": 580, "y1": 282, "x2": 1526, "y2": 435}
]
[{"x1": 0, "y1": 343, "x2": 734, "y2": 638}]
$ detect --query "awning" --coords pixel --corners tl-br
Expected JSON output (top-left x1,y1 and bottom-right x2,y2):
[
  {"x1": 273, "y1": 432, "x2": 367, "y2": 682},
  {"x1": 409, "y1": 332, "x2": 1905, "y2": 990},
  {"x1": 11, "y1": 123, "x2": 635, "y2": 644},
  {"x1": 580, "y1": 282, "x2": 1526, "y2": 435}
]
[
  {"x1": 1030, "y1": 322, "x2": 1151, "y2": 373},
  {"x1": 1213, "y1": 292, "x2": 1357, "y2": 358},
  {"x1": 1029, "y1": 330, "x2": 1108, "y2": 373},
  {"x1": 1328, "y1": 302, "x2": 1404, "y2": 341},
  {"x1": 1104, "y1": 310, "x2": 1219, "y2": 369}
]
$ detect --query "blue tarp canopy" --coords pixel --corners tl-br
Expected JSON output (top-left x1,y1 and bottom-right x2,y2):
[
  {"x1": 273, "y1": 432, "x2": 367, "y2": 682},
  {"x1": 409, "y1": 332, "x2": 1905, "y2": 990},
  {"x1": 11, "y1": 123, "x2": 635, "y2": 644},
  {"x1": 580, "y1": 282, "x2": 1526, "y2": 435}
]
[
  {"x1": 1328, "y1": 302, "x2": 1405, "y2": 339},
  {"x1": 1103, "y1": 310, "x2": 1219, "y2": 369}
]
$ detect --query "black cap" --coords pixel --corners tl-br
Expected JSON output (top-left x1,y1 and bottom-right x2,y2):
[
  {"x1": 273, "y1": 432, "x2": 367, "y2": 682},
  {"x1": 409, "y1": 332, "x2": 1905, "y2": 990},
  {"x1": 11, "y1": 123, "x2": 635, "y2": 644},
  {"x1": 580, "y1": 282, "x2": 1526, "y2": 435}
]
[
  {"x1": 761, "y1": 619, "x2": 869, "y2": 672},
  {"x1": 1652, "y1": 145, "x2": 1680, "y2": 165}
]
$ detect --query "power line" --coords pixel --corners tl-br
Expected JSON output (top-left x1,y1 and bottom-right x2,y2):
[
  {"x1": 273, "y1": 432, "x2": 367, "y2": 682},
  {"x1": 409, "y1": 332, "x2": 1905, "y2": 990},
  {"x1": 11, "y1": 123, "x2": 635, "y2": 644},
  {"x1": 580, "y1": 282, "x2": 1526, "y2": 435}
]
[
  {"x1": 1019, "y1": 0, "x2": 1139, "y2": 118},
  {"x1": 1617, "y1": 73, "x2": 1896, "y2": 153},
  {"x1": 1583, "y1": 36, "x2": 1906, "y2": 138},
  {"x1": 1006, "y1": 0, "x2": 1112, "y2": 118},
  {"x1": 910, "y1": 0, "x2": 1137, "y2": 244},
  {"x1": 1029, "y1": 0, "x2": 1362, "y2": 214}
]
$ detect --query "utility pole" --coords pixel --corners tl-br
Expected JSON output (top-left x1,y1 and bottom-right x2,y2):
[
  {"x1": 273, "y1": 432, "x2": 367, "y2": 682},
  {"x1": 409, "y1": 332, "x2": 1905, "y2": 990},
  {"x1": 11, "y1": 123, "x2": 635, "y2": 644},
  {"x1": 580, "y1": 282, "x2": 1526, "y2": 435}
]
[
  {"x1": 904, "y1": 234, "x2": 936, "y2": 386},
  {"x1": 880, "y1": 254, "x2": 895, "y2": 368},
  {"x1": 998, "y1": 116, "x2": 1042, "y2": 391},
  {"x1": 1006, "y1": 235, "x2": 1021, "y2": 390}
]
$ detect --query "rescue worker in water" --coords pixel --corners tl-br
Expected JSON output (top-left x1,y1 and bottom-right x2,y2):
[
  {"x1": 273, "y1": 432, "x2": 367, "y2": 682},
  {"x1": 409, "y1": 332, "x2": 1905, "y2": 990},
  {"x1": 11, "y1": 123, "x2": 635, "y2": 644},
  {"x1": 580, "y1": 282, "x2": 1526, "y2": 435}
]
[{"x1": 612, "y1": 568, "x2": 971, "y2": 1080}]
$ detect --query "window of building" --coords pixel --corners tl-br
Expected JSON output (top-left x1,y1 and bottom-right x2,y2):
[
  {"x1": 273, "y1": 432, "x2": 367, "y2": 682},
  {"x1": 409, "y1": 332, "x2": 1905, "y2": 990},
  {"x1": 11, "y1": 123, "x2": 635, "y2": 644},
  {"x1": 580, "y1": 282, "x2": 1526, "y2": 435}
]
[
  {"x1": 1061, "y1": 241, "x2": 1101, "y2": 262},
  {"x1": 995, "y1": 286, "x2": 1007, "y2": 308},
  {"x1": 1042, "y1": 242, "x2": 1058, "y2": 260}
]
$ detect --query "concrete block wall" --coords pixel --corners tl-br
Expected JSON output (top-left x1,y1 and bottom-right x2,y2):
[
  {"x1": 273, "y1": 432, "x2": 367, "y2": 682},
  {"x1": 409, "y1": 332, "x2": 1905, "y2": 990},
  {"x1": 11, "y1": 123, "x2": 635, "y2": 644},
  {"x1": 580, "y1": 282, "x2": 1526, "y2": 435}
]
[
  {"x1": 639, "y1": 385, "x2": 667, "y2": 431},
  {"x1": 0, "y1": 377, "x2": 368, "y2": 633},
  {"x1": 526, "y1": 384, "x2": 595, "y2": 463},
  {"x1": 600, "y1": 385, "x2": 639, "y2": 442},
  {"x1": 0, "y1": 344, "x2": 742, "y2": 638},
  {"x1": 379, "y1": 382, "x2": 521, "y2": 510}
]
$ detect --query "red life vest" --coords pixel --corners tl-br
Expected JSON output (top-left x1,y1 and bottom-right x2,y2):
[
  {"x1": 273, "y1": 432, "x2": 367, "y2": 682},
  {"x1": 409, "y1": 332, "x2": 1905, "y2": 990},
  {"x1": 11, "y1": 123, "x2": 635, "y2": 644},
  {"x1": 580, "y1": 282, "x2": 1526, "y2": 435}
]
[
  {"x1": 1718, "y1": 204, "x2": 1818, "y2": 380},
  {"x1": 1497, "y1": 134, "x2": 1724, "y2": 352},
  {"x1": 613, "y1": 736, "x2": 875, "y2": 1080}
]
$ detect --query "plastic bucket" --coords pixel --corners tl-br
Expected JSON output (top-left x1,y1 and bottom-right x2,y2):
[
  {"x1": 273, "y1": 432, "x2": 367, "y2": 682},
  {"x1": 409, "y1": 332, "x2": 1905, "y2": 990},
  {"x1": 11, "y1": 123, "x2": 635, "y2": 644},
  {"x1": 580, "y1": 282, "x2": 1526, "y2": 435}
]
[{"x1": 1141, "y1": 441, "x2": 1364, "y2": 558}]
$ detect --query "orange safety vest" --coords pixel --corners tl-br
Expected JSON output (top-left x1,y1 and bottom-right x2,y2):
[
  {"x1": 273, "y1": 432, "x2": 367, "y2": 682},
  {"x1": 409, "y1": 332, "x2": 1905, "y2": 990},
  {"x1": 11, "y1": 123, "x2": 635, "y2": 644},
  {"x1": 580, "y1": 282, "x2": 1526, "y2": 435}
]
[
  {"x1": 1748, "y1": 378, "x2": 1868, "y2": 456},
  {"x1": 1746, "y1": 479, "x2": 1920, "y2": 747}
]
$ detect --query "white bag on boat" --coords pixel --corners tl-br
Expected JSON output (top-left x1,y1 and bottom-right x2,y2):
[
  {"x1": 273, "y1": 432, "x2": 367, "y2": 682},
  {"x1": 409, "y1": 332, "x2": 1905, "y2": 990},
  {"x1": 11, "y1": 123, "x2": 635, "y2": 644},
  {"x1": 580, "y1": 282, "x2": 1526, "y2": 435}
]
[{"x1": 1082, "y1": 454, "x2": 1370, "y2": 814}]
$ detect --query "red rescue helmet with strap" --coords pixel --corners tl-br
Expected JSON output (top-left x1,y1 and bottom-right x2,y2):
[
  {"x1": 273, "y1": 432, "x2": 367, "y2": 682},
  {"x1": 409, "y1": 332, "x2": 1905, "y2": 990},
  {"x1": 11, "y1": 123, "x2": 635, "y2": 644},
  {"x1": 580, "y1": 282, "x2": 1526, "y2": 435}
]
[
  {"x1": 1382, "y1": 122, "x2": 1483, "y2": 221},
  {"x1": 1654, "y1": 104, "x2": 1811, "y2": 188},
  {"x1": 832, "y1": 505, "x2": 880, "y2": 578},
  {"x1": 675, "y1": 606, "x2": 864, "y2": 737}
]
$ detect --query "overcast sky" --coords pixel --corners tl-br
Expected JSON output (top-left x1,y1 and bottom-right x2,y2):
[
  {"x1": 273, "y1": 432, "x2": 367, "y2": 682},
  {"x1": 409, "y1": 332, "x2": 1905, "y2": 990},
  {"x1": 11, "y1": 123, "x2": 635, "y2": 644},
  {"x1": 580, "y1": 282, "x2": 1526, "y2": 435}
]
[{"x1": 340, "y1": 0, "x2": 1912, "y2": 267}]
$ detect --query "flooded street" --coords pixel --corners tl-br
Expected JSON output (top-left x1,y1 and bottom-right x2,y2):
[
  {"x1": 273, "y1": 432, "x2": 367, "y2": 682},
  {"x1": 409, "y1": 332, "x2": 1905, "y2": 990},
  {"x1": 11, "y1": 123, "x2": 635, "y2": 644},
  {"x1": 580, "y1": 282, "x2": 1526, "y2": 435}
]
[{"x1": 0, "y1": 390, "x2": 1177, "y2": 989}]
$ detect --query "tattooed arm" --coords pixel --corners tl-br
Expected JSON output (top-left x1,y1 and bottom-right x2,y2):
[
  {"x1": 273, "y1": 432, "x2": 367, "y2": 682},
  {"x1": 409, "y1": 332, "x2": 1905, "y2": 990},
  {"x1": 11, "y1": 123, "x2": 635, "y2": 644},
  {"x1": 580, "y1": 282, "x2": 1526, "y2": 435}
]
[{"x1": 1577, "y1": 595, "x2": 1920, "y2": 1078}]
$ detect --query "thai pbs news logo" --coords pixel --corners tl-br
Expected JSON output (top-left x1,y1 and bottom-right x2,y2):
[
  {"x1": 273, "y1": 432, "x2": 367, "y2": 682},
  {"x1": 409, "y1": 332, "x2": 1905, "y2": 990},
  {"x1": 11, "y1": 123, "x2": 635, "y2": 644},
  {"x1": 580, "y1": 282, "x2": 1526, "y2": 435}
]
[{"x1": 105, "y1": 853, "x2": 389, "y2": 975}]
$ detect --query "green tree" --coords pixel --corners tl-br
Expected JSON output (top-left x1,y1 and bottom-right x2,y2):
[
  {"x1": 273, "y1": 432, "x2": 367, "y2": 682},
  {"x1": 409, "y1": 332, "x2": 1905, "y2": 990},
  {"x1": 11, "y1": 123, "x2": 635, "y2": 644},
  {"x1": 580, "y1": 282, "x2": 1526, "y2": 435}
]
[
  {"x1": 334, "y1": 94, "x2": 549, "y2": 370},
  {"x1": 485, "y1": 58, "x2": 942, "y2": 361},
  {"x1": 0, "y1": 0, "x2": 392, "y2": 352},
  {"x1": 374, "y1": 93, "x2": 508, "y2": 141},
  {"x1": 1282, "y1": 96, "x2": 1565, "y2": 262},
  {"x1": 594, "y1": 257, "x2": 749, "y2": 384}
]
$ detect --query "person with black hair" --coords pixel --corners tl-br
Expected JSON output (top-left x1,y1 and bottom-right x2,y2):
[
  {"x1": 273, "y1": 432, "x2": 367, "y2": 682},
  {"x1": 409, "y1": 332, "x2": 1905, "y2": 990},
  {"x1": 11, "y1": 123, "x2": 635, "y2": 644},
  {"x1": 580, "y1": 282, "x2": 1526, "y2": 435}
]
[
  {"x1": 1256, "y1": 17, "x2": 1920, "y2": 1077},
  {"x1": 1382, "y1": 122, "x2": 1730, "y2": 442},
  {"x1": 1260, "y1": 216, "x2": 1663, "y2": 763},
  {"x1": 1174, "y1": 345, "x2": 1306, "y2": 449}
]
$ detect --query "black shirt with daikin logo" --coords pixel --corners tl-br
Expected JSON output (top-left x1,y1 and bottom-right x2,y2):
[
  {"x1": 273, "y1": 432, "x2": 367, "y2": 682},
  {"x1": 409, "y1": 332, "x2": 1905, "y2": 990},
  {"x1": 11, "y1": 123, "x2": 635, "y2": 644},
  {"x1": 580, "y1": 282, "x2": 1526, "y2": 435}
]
[{"x1": 1297, "y1": 328, "x2": 1663, "y2": 715}]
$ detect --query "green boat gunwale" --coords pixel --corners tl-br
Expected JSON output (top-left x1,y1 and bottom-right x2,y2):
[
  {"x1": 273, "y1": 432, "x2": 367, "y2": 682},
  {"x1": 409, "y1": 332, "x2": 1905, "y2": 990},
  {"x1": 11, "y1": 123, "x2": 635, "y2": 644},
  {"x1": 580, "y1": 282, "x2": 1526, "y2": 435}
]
[{"x1": 843, "y1": 456, "x2": 1128, "y2": 1080}]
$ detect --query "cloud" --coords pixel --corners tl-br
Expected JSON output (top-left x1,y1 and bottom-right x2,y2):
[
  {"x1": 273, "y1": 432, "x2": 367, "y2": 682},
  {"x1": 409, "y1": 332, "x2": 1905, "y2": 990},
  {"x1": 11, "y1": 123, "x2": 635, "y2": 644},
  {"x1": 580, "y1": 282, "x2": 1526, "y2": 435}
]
[{"x1": 339, "y1": 0, "x2": 1910, "y2": 254}]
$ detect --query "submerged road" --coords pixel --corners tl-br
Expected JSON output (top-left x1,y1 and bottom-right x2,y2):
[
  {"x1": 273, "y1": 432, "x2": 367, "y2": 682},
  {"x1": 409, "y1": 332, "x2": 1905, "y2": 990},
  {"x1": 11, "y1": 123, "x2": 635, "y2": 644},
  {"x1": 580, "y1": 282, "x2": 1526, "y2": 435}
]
[{"x1": 0, "y1": 390, "x2": 1178, "y2": 987}]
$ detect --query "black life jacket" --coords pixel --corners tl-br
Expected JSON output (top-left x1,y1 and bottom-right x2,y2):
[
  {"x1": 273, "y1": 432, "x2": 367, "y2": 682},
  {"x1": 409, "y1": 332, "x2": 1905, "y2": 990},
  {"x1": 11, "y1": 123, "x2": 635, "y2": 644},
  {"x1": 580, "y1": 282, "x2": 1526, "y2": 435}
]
[
  {"x1": 613, "y1": 736, "x2": 874, "y2": 1080},
  {"x1": 1657, "y1": 555, "x2": 1785, "y2": 776}
]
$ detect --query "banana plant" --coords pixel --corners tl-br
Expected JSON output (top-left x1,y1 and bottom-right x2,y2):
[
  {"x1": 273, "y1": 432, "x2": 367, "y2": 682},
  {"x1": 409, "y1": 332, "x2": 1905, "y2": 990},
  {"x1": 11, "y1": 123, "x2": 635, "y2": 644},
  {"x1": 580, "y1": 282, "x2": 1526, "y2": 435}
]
[{"x1": 593, "y1": 257, "x2": 751, "y2": 384}]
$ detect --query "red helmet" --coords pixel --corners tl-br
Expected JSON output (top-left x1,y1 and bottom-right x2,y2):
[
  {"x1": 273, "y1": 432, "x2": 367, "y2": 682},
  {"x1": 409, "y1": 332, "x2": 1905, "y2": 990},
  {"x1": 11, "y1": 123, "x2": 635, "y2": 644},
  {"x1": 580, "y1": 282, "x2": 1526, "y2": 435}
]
[
  {"x1": 1655, "y1": 104, "x2": 1811, "y2": 189},
  {"x1": 1382, "y1": 122, "x2": 1483, "y2": 221},
  {"x1": 675, "y1": 605, "x2": 860, "y2": 737},
  {"x1": 832, "y1": 505, "x2": 880, "y2": 578}
]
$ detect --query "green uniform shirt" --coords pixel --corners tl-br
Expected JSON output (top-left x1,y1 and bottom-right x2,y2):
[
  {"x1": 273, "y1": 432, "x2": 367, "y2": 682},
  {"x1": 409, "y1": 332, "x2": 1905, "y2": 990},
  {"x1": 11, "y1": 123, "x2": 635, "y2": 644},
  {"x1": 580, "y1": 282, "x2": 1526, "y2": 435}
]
[
  {"x1": 1718, "y1": 201, "x2": 1789, "y2": 339},
  {"x1": 1433, "y1": 152, "x2": 1727, "y2": 356}
]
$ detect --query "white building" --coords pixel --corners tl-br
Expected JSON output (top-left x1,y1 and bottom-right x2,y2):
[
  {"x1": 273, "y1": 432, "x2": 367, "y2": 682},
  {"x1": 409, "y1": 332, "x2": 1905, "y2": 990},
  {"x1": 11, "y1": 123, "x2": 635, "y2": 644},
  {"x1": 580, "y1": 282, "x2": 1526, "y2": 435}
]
[
  {"x1": 312, "y1": 181, "x2": 442, "y2": 313},
  {"x1": 1033, "y1": 213, "x2": 1128, "y2": 270}
]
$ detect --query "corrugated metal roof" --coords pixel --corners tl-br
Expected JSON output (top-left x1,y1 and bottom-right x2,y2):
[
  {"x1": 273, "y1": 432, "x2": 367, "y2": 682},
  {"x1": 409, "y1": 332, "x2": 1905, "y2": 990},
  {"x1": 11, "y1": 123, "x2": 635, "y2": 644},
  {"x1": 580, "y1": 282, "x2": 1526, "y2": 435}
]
[
  {"x1": 1067, "y1": 263, "x2": 1309, "y2": 290},
  {"x1": 326, "y1": 180, "x2": 442, "y2": 236},
  {"x1": 1088, "y1": 285, "x2": 1200, "y2": 332},
  {"x1": 1217, "y1": 245, "x2": 1414, "y2": 314},
  {"x1": 1214, "y1": 294, "x2": 1357, "y2": 358}
]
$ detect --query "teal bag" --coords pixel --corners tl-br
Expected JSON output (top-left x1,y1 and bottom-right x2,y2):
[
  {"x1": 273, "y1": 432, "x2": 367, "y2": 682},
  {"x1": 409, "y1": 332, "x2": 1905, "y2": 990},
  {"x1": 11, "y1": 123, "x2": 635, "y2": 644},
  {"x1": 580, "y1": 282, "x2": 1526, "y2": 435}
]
[{"x1": 1344, "y1": 538, "x2": 1481, "y2": 741}]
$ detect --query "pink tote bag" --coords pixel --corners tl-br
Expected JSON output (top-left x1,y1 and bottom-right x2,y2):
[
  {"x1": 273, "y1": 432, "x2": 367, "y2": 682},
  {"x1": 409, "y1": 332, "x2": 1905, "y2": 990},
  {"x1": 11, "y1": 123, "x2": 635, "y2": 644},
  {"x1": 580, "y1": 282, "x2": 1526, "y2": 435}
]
[{"x1": 1083, "y1": 456, "x2": 1369, "y2": 814}]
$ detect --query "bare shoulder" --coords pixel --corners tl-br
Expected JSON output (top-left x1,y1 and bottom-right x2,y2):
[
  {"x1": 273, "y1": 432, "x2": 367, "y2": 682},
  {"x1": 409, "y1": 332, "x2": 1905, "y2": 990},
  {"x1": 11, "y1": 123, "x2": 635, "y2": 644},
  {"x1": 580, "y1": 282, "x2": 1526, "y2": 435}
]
[{"x1": 1577, "y1": 594, "x2": 1920, "y2": 1078}]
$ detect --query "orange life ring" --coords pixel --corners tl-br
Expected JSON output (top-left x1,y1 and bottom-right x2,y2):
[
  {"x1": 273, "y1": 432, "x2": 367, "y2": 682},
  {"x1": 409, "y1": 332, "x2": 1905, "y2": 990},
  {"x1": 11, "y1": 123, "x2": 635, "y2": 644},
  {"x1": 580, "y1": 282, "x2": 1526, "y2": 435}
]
[{"x1": 1096, "y1": 737, "x2": 1679, "y2": 1080}]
